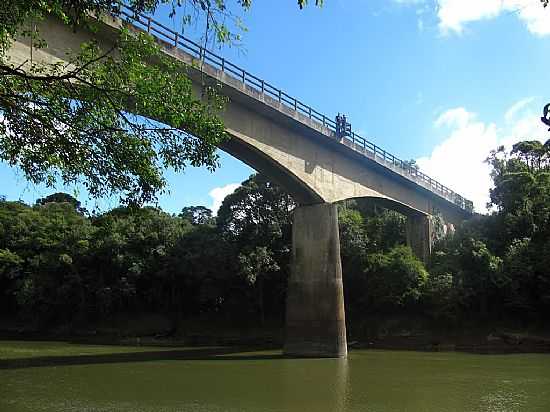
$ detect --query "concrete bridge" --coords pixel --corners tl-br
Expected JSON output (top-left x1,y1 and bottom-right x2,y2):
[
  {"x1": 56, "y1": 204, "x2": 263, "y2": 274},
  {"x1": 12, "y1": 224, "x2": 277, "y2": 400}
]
[{"x1": 9, "y1": 5, "x2": 473, "y2": 358}]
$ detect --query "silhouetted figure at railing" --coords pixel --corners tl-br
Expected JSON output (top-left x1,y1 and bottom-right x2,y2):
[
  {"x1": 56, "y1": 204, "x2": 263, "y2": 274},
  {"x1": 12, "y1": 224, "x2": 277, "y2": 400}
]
[{"x1": 335, "y1": 113, "x2": 351, "y2": 139}]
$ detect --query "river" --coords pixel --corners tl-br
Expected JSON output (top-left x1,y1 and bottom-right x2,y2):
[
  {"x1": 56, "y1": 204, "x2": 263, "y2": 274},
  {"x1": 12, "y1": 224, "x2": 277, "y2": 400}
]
[{"x1": 1, "y1": 340, "x2": 549, "y2": 411}]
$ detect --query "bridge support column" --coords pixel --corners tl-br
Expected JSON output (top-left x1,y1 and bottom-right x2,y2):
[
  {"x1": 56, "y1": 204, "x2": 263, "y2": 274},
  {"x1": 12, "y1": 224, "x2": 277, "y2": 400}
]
[
  {"x1": 406, "y1": 215, "x2": 433, "y2": 264},
  {"x1": 284, "y1": 203, "x2": 347, "y2": 358}
]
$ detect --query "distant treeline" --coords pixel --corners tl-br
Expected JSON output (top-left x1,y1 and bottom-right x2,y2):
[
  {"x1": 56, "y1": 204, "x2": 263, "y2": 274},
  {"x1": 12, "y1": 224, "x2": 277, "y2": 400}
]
[{"x1": 0, "y1": 140, "x2": 549, "y2": 336}]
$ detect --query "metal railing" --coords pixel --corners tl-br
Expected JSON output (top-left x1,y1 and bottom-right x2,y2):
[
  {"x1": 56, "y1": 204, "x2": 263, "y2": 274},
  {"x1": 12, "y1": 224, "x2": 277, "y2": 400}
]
[{"x1": 117, "y1": 4, "x2": 474, "y2": 213}]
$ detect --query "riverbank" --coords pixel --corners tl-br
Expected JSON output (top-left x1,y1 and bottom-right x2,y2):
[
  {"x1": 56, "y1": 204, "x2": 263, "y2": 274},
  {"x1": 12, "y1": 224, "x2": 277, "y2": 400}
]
[
  {"x1": 2, "y1": 313, "x2": 550, "y2": 355},
  {"x1": 2, "y1": 330, "x2": 550, "y2": 355}
]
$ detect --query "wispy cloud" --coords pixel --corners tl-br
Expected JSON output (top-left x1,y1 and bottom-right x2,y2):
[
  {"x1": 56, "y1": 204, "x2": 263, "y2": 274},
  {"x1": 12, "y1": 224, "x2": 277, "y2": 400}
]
[
  {"x1": 393, "y1": 0, "x2": 550, "y2": 36},
  {"x1": 504, "y1": 96, "x2": 536, "y2": 123}
]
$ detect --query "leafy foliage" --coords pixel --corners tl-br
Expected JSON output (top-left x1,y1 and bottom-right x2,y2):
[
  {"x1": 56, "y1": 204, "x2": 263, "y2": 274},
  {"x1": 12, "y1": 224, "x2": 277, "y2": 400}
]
[
  {"x1": 427, "y1": 139, "x2": 550, "y2": 323},
  {"x1": 365, "y1": 245, "x2": 428, "y2": 311},
  {"x1": 2, "y1": 136, "x2": 550, "y2": 334},
  {"x1": 179, "y1": 205, "x2": 214, "y2": 225},
  {"x1": 2, "y1": 21, "x2": 227, "y2": 204},
  {"x1": 0, "y1": 0, "x2": 323, "y2": 205}
]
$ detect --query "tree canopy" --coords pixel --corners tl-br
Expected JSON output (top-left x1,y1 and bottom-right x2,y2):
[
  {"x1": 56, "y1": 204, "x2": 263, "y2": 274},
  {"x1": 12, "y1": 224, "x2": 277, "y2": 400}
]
[
  {"x1": 0, "y1": 0, "x2": 322, "y2": 205},
  {"x1": 2, "y1": 146, "x2": 550, "y2": 338}
]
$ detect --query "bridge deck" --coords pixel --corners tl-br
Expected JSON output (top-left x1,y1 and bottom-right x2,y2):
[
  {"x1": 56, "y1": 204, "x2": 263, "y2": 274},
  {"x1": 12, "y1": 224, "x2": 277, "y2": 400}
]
[{"x1": 116, "y1": 5, "x2": 472, "y2": 213}]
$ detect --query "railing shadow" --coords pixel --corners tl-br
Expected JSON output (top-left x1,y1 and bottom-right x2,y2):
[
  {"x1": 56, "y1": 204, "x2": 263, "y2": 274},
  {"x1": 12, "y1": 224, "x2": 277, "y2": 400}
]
[{"x1": 0, "y1": 345, "x2": 285, "y2": 370}]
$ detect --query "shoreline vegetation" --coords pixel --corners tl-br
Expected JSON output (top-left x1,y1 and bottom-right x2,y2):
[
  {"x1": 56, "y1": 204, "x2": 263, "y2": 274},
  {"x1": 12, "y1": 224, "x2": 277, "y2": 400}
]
[
  {"x1": 2, "y1": 319, "x2": 550, "y2": 355},
  {"x1": 1, "y1": 142, "x2": 550, "y2": 354},
  {"x1": 1, "y1": 335, "x2": 550, "y2": 357}
]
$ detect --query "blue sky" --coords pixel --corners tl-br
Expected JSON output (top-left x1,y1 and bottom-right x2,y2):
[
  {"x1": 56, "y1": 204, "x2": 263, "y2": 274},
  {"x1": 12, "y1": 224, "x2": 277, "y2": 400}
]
[{"x1": 1, "y1": 0, "x2": 549, "y2": 213}]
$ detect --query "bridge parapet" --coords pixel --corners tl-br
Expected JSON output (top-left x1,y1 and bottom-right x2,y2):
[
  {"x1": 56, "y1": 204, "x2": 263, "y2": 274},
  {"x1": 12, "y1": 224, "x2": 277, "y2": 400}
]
[{"x1": 116, "y1": 5, "x2": 473, "y2": 214}]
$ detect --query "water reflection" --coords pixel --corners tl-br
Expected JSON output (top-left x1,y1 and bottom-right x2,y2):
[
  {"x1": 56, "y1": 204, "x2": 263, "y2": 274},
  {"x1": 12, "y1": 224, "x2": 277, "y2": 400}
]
[
  {"x1": 281, "y1": 357, "x2": 348, "y2": 412},
  {"x1": 1, "y1": 343, "x2": 550, "y2": 412}
]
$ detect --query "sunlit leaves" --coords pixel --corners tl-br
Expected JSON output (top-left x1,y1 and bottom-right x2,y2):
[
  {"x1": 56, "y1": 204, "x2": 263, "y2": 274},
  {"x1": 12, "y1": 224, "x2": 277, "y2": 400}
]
[{"x1": 1, "y1": 21, "x2": 226, "y2": 205}]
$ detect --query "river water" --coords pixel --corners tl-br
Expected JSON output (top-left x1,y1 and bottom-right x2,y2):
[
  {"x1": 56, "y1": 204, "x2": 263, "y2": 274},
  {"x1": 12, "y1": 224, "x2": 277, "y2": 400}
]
[{"x1": 1, "y1": 341, "x2": 549, "y2": 412}]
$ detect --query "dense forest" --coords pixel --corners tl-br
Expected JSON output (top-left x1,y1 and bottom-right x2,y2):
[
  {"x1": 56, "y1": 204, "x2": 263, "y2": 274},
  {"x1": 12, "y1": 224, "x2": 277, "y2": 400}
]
[{"x1": 0, "y1": 140, "x2": 549, "y2": 342}]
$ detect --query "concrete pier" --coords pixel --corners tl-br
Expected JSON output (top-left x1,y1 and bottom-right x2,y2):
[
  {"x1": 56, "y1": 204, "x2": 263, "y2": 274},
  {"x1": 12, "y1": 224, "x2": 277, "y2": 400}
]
[
  {"x1": 284, "y1": 203, "x2": 347, "y2": 358},
  {"x1": 406, "y1": 215, "x2": 433, "y2": 264}
]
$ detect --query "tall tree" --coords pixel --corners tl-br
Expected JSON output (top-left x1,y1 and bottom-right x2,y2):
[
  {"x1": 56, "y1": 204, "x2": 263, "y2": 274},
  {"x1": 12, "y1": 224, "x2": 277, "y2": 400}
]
[
  {"x1": 217, "y1": 173, "x2": 295, "y2": 322},
  {"x1": 36, "y1": 192, "x2": 87, "y2": 214},
  {"x1": 179, "y1": 206, "x2": 214, "y2": 225}
]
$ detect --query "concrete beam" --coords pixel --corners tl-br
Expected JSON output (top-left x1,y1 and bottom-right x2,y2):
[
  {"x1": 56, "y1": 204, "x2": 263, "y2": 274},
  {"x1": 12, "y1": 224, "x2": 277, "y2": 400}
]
[{"x1": 284, "y1": 203, "x2": 347, "y2": 358}]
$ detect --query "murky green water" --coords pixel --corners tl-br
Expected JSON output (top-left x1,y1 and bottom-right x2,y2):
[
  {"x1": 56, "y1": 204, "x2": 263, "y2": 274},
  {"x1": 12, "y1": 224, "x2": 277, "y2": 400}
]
[{"x1": 1, "y1": 340, "x2": 549, "y2": 412}]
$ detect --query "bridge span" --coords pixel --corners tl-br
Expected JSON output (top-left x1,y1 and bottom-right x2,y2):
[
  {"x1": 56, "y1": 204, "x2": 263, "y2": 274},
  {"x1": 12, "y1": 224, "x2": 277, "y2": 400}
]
[{"x1": 9, "y1": 6, "x2": 473, "y2": 358}]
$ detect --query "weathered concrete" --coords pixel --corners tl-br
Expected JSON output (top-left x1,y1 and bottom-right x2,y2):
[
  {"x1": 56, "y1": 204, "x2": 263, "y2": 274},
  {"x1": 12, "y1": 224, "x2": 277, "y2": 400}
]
[
  {"x1": 284, "y1": 203, "x2": 347, "y2": 358},
  {"x1": 406, "y1": 215, "x2": 433, "y2": 264}
]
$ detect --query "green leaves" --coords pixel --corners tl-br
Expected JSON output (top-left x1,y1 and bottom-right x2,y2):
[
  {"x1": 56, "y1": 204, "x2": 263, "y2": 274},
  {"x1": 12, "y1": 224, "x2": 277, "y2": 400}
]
[
  {"x1": 238, "y1": 246, "x2": 279, "y2": 285},
  {"x1": 1, "y1": 0, "x2": 324, "y2": 205},
  {"x1": 365, "y1": 245, "x2": 428, "y2": 310},
  {"x1": 1, "y1": 22, "x2": 226, "y2": 205}
]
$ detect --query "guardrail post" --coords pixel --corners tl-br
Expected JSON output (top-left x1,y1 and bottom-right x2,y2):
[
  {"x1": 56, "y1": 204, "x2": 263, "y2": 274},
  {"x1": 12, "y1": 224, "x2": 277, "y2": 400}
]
[
  {"x1": 261, "y1": 80, "x2": 265, "y2": 93},
  {"x1": 174, "y1": 32, "x2": 178, "y2": 47},
  {"x1": 147, "y1": 17, "x2": 152, "y2": 33},
  {"x1": 278, "y1": 90, "x2": 281, "y2": 103},
  {"x1": 221, "y1": 58, "x2": 225, "y2": 72}
]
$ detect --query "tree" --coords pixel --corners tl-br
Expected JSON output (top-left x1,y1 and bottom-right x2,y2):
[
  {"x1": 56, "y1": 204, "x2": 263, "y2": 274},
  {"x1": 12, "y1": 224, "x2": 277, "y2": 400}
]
[
  {"x1": 238, "y1": 246, "x2": 279, "y2": 325},
  {"x1": 217, "y1": 173, "x2": 295, "y2": 321},
  {"x1": 1, "y1": 1, "x2": 322, "y2": 205},
  {"x1": 179, "y1": 206, "x2": 214, "y2": 225},
  {"x1": 161, "y1": 223, "x2": 236, "y2": 318},
  {"x1": 485, "y1": 139, "x2": 550, "y2": 318},
  {"x1": 487, "y1": 140, "x2": 550, "y2": 244},
  {"x1": 36, "y1": 192, "x2": 87, "y2": 214},
  {"x1": 0, "y1": 199, "x2": 96, "y2": 325},
  {"x1": 217, "y1": 174, "x2": 295, "y2": 247},
  {"x1": 364, "y1": 245, "x2": 428, "y2": 312},
  {"x1": 89, "y1": 206, "x2": 191, "y2": 316},
  {"x1": 1, "y1": 6, "x2": 226, "y2": 205}
]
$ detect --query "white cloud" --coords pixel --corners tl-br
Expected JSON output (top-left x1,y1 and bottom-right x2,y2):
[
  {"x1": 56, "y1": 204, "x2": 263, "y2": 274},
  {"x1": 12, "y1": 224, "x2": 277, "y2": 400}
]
[
  {"x1": 436, "y1": 0, "x2": 503, "y2": 34},
  {"x1": 417, "y1": 99, "x2": 547, "y2": 213},
  {"x1": 393, "y1": 0, "x2": 550, "y2": 36},
  {"x1": 418, "y1": 109, "x2": 498, "y2": 212},
  {"x1": 516, "y1": 1, "x2": 550, "y2": 35},
  {"x1": 434, "y1": 107, "x2": 474, "y2": 128},
  {"x1": 439, "y1": 0, "x2": 550, "y2": 36},
  {"x1": 209, "y1": 183, "x2": 239, "y2": 214}
]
